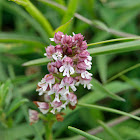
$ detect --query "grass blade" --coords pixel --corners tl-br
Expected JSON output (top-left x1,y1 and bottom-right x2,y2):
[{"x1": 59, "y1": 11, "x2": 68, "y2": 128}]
[
  {"x1": 96, "y1": 55, "x2": 107, "y2": 83},
  {"x1": 6, "y1": 98, "x2": 29, "y2": 116},
  {"x1": 87, "y1": 37, "x2": 140, "y2": 47},
  {"x1": 89, "y1": 40, "x2": 140, "y2": 56},
  {"x1": 78, "y1": 103, "x2": 140, "y2": 121},
  {"x1": 11, "y1": 0, "x2": 54, "y2": 37},
  {"x1": 68, "y1": 126, "x2": 102, "y2": 140},
  {"x1": 92, "y1": 78, "x2": 125, "y2": 101},
  {"x1": 22, "y1": 57, "x2": 50, "y2": 66},
  {"x1": 61, "y1": 0, "x2": 78, "y2": 24},
  {"x1": 107, "y1": 63, "x2": 140, "y2": 83},
  {"x1": 54, "y1": 19, "x2": 73, "y2": 35},
  {"x1": 0, "y1": 33, "x2": 45, "y2": 47}
]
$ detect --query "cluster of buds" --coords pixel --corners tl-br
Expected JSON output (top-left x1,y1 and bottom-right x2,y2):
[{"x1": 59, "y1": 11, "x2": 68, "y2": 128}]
[{"x1": 29, "y1": 32, "x2": 93, "y2": 124}]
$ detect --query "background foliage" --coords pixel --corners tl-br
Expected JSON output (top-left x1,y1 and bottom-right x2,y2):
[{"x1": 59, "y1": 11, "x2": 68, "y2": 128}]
[{"x1": 0, "y1": 0, "x2": 140, "y2": 139}]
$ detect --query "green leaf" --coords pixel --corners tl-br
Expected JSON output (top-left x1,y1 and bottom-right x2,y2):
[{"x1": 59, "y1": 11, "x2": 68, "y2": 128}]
[
  {"x1": 68, "y1": 126, "x2": 103, "y2": 140},
  {"x1": 11, "y1": 0, "x2": 54, "y2": 37},
  {"x1": 96, "y1": 55, "x2": 107, "y2": 83},
  {"x1": 107, "y1": 63, "x2": 140, "y2": 83},
  {"x1": 61, "y1": 0, "x2": 78, "y2": 24},
  {"x1": 78, "y1": 103, "x2": 140, "y2": 121},
  {"x1": 54, "y1": 19, "x2": 73, "y2": 35},
  {"x1": 88, "y1": 40, "x2": 140, "y2": 56},
  {"x1": 87, "y1": 37, "x2": 140, "y2": 47},
  {"x1": 0, "y1": 80, "x2": 11, "y2": 107},
  {"x1": 22, "y1": 57, "x2": 50, "y2": 66},
  {"x1": 98, "y1": 120, "x2": 123, "y2": 140},
  {"x1": 0, "y1": 33, "x2": 45, "y2": 47},
  {"x1": 92, "y1": 78, "x2": 125, "y2": 101},
  {"x1": 0, "y1": 44, "x2": 36, "y2": 55},
  {"x1": 6, "y1": 98, "x2": 29, "y2": 116}
]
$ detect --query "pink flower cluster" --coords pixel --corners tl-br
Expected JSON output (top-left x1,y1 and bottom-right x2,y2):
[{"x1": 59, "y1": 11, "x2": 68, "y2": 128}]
[{"x1": 29, "y1": 32, "x2": 92, "y2": 124}]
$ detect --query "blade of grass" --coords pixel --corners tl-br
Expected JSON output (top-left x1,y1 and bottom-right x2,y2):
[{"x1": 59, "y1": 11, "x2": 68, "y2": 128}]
[
  {"x1": 78, "y1": 103, "x2": 140, "y2": 121},
  {"x1": 10, "y1": 0, "x2": 54, "y2": 37},
  {"x1": 107, "y1": 63, "x2": 140, "y2": 83},
  {"x1": 22, "y1": 57, "x2": 50, "y2": 66},
  {"x1": 68, "y1": 126, "x2": 102, "y2": 140},
  {"x1": 89, "y1": 40, "x2": 140, "y2": 56},
  {"x1": 61, "y1": 0, "x2": 79, "y2": 24},
  {"x1": 6, "y1": 98, "x2": 29, "y2": 116},
  {"x1": 92, "y1": 78, "x2": 125, "y2": 101},
  {"x1": 96, "y1": 55, "x2": 107, "y2": 83},
  {"x1": 87, "y1": 37, "x2": 140, "y2": 47},
  {"x1": 54, "y1": 19, "x2": 73, "y2": 35},
  {"x1": 0, "y1": 33, "x2": 45, "y2": 47},
  {"x1": 98, "y1": 120, "x2": 123, "y2": 140}
]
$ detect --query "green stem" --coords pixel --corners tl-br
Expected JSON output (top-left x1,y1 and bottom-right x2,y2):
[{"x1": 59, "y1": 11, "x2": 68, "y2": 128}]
[
  {"x1": 10, "y1": 0, "x2": 54, "y2": 37},
  {"x1": 45, "y1": 121, "x2": 53, "y2": 140}
]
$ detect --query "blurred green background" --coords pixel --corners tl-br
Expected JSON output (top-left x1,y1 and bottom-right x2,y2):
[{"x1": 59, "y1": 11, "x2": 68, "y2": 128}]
[{"x1": 0, "y1": 0, "x2": 140, "y2": 140}]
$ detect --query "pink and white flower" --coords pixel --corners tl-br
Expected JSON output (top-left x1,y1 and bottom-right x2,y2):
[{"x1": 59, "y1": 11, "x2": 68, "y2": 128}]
[
  {"x1": 36, "y1": 74, "x2": 55, "y2": 96},
  {"x1": 59, "y1": 77, "x2": 76, "y2": 94},
  {"x1": 44, "y1": 45, "x2": 55, "y2": 59},
  {"x1": 29, "y1": 109, "x2": 39, "y2": 124},
  {"x1": 59, "y1": 56, "x2": 74, "y2": 77},
  {"x1": 36, "y1": 102, "x2": 49, "y2": 114},
  {"x1": 81, "y1": 71, "x2": 93, "y2": 79},
  {"x1": 50, "y1": 101, "x2": 63, "y2": 114},
  {"x1": 35, "y1": 32, "x2": 93, "y2": 118}
]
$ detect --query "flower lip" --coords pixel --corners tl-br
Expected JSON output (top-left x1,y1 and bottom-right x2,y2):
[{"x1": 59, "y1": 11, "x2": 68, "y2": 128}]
[{"x1": 44, "y1": 74, "x2": 54, "y2": 81}]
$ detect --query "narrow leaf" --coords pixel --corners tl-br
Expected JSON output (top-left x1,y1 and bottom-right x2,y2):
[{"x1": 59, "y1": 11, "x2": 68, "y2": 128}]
[
  {"x1": 78, "y1": 103, "x2": 140, "y2": 121},
  {"x1": 6, "y1": 98, "x2": 29, "y2": 116},
  {"x1": 54, "y1": 19, "x2": 73, "y2": 35},
  {"x1": 22, "y1": 57, "x2": 50, "y2": 66},
  {"x1": 0, "y1": 33, "x2": 44, "y2": 47},
  {"x1": 92, "y1": 78, "x2": 125, "y2": 101},
  {"x1": 107, "y1": 63, "x2": 140, "y2": 83},
  {"x1": 89, "y1": 40, "x2": 140, "y2": 56},
  {"x1": 96, "y1": 55, "x2": 107, "y2": 83},
  {"x1": 61, "y1": 0, "x2": 78, "y2": 24},
  {"x1": 87, "y1": 37, "x2": 140, "y2": 47},
  {"x1": 11, "y1": 0, "x2": 54, "y2": 37},
  {"x1": 68, "y1": 126, "x2": 102, "y2": 140}
]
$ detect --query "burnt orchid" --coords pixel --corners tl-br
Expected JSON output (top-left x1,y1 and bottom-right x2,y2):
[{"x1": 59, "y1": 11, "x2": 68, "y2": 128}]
[{"x1": 29, "y1": 32, "x2": 92, "y2": 123}]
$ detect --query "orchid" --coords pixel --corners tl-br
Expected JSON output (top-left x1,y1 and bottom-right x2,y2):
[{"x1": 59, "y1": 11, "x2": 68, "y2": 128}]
[{"x1": 29, "y1": 32, "x2": 93, "y2": 123}]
